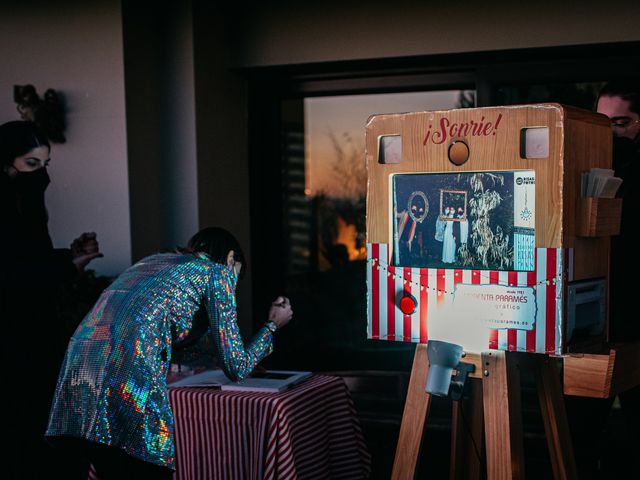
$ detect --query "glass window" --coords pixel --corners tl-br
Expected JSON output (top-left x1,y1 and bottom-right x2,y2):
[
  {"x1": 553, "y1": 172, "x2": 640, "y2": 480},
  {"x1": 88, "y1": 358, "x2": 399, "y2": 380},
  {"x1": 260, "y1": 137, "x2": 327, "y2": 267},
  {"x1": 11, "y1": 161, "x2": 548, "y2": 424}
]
[{"x1": 272, "y1": 90, "x2": 474, "y2": 372}]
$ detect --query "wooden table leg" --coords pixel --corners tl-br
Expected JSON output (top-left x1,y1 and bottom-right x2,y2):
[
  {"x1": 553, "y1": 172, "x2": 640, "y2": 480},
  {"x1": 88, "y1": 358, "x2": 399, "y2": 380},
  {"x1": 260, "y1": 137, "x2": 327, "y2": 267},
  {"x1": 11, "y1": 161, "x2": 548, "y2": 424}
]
[
  {"x1": 392, "y1": 344, "x2": 432, "y2": 480},
  {"x1": 482, "y1": 351, "x2": 525, "y2": 480},
  {"x1": 450, "y1": 379, "x2": 484, "y2": 480},
  {"x1": 535, "y1": 355, "x2": 578, "y2": 480}
]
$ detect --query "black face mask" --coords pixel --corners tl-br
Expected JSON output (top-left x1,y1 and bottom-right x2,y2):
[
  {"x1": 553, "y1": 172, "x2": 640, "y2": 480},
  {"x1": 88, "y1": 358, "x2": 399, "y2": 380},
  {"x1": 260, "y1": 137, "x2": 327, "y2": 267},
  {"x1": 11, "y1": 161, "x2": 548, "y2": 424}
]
[{"x1": 12, "y1": 167, "x2": 51, "y2": 194}]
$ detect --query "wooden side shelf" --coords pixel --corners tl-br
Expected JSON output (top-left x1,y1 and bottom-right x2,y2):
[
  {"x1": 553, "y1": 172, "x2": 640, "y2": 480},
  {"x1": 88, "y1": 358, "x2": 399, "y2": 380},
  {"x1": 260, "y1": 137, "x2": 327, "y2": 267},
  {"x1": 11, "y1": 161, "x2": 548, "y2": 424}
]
[
  {"x1": 577, "y1": 197, "x2": 622, "y2": 237},
  {"x1": 563, "y1": 341, "x2": 640, "y2": 398}
]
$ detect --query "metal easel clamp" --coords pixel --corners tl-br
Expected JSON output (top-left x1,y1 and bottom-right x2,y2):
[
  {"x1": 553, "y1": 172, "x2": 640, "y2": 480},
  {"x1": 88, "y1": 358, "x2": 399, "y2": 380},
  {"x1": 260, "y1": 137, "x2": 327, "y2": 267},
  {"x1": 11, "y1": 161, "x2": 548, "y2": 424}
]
[{"x1": 449, "y1": 362, "x2": 476, "y2": 401}]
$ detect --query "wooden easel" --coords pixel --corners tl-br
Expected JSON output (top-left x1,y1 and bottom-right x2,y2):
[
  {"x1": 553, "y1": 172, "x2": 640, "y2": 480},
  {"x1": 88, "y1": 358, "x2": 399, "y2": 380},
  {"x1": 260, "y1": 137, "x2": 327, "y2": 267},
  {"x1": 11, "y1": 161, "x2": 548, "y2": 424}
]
[
  {"x1": 362, "y1": 105, "x2": 625, "y2": 479},
  {"x1": 391, "y1": 344, "x2": 577, "y2": 480}
]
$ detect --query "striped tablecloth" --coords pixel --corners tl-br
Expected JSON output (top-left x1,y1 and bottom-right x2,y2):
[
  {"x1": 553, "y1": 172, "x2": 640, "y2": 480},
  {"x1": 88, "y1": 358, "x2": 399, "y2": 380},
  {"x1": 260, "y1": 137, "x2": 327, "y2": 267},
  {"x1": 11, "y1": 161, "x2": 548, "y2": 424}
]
[{"x1": 169, "y1": 374, "x2": 371, "y2": 479}]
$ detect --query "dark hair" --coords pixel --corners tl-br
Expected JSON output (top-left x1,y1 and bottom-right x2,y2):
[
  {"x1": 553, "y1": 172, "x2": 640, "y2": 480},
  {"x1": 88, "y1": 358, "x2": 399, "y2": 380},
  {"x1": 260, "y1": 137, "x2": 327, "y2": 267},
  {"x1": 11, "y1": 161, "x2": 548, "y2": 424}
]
[
  {"x1": 187, "y1": 227, "x2": 246, "y2": 275},
  {"x1": 0, "y1": 121, "x2": 50, "y2": 167},
  {"x1": 597, "y1": 81, "x2": 640, "y2": 115}
]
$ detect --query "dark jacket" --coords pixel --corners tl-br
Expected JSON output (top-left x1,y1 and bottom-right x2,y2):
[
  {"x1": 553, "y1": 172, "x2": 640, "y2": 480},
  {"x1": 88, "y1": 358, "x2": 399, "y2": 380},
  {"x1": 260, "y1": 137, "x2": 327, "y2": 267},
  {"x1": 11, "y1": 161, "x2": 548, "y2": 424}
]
[
  {"x1": 0, "y1": 169, "x2": 77, "y2": 476},
  {"x1": 609, "y1": 136, "x2": 640, "y2": 341}
]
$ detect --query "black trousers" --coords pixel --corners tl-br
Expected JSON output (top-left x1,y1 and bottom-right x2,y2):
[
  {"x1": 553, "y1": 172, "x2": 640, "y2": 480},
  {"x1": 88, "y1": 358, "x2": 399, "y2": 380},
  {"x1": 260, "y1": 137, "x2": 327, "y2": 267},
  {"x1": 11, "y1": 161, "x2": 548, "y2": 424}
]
[{"x1": 48, "y1": 437, "x2": 173, "y2": 480}]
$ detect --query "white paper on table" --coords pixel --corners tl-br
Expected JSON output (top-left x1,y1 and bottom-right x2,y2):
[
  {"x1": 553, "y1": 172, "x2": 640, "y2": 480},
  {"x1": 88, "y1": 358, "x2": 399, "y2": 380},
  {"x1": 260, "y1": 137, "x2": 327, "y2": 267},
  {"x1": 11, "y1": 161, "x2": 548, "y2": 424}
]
[{"x1": 168, "y1": 369, "x2": 312, "y2": 393}]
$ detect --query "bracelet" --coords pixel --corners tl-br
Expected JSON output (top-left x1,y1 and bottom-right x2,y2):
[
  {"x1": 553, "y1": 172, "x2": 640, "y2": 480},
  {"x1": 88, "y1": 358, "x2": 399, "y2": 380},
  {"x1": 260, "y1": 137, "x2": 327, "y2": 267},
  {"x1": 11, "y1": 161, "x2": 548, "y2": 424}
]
[{"x1": 265, "y1": 321, "x2": 278, "y2": 333}]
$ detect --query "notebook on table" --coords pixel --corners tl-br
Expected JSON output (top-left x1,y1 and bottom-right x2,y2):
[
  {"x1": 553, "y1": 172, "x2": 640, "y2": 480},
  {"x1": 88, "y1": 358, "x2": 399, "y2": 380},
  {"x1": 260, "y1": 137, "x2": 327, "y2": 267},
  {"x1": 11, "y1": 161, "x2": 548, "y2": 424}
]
[{"x1": 168, "y1": 369, "x2": 312, "y2": 393}]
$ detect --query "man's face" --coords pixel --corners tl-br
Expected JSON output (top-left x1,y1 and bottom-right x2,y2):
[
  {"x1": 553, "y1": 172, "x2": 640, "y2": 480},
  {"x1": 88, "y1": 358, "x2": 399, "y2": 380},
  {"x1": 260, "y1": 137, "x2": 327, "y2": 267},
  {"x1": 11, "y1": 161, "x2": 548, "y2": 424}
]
[{"x1": 596, "y1": 95, "x2": 640, "y2": 141}]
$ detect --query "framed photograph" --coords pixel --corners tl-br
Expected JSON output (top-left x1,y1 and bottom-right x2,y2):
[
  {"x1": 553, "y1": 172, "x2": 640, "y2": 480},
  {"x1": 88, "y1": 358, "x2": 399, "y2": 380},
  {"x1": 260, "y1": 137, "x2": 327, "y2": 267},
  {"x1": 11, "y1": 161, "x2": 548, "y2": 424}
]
[
  {"x1": 392, "y1": 170, "x2": 535, "y2": 271},
  {"x1": 439, "y1": 189, "x2": 468, "y2": 221}
]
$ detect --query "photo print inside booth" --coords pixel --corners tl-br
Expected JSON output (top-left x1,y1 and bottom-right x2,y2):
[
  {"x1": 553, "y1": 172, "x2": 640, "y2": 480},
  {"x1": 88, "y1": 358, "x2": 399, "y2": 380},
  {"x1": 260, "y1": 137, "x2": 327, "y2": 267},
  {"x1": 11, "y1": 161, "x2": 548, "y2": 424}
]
[{"x1": 392, "y1": 171, "x2": 535, "y2": 271}]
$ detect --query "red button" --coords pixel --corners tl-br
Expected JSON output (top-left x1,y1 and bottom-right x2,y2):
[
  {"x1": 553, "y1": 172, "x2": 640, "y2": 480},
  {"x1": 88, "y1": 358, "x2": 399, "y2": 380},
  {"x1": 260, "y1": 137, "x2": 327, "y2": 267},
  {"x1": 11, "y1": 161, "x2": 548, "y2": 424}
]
[{"x1": 399, "y1": 294, "x2": 417, "y2": 315}]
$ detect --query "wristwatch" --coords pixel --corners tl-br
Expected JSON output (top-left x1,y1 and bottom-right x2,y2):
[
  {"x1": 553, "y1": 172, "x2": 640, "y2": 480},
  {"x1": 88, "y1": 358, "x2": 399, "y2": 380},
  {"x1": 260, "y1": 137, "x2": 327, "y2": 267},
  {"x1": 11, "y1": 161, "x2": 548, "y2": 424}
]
[{"x1": 265, "y1": 321, "x2": 278, "y2": 333}]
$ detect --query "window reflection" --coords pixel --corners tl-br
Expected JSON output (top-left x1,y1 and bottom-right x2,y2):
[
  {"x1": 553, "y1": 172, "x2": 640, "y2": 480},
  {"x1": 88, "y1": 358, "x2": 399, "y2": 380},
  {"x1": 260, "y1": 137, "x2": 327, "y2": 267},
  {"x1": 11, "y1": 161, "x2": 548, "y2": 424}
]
[{"x1": 278, "y1": 90, "x2": 474, "y2": 372}]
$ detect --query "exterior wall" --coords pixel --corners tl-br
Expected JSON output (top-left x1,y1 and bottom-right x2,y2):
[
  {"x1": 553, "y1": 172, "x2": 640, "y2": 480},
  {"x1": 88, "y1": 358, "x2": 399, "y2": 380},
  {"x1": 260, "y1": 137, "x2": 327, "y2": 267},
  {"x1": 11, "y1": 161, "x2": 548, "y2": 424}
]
[
  {"x1": 237, "y1": 0, "x2": 640, "y2": 67},
  {"x1": 0, "y1": 0, "x2": 130, "y2": 276},
  {"x1": 123, "y1": 0, "x2": 199, "y2": 262}
]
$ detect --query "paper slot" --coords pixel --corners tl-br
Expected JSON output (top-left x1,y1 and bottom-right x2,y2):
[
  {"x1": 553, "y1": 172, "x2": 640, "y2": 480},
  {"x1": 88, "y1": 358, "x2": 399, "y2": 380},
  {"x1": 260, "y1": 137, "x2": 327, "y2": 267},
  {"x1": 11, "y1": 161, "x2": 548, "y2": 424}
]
[
  {"x1": 581, "y1": 168, "x2": 623, "y2": 199},
  {"x1": 577, "y1": 198, "x2": 622, "y2": 237}
]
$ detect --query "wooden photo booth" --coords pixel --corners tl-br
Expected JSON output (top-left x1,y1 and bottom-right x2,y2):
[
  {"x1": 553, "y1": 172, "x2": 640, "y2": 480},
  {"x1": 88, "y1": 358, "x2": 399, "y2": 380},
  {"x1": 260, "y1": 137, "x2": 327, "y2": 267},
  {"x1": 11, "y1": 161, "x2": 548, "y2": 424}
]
[
  {"x1": 365, "y1": 104, "x2": 622, "y2": 479},
  {"x1": 366, "y1": 103, "x2": 617, "y2": 355}
]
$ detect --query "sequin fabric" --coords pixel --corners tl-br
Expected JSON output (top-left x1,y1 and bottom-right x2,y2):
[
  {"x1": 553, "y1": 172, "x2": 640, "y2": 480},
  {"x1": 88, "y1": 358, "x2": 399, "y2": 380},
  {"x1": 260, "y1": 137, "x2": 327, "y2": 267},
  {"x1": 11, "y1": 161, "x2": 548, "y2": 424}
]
[{"x1": 46, "y1": 253, "x2": 273, "y2": 469}]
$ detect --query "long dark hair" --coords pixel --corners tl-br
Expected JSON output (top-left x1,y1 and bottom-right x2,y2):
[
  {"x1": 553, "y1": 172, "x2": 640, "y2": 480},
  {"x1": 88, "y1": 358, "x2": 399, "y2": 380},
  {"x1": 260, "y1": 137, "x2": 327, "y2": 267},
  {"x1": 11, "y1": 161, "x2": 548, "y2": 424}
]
[
  {"x1": 0, "y1": 121, "x2": 50, "y2": 168},
  {"x1": 187, "y1": 227, "x2": 246, "y2": 276}
]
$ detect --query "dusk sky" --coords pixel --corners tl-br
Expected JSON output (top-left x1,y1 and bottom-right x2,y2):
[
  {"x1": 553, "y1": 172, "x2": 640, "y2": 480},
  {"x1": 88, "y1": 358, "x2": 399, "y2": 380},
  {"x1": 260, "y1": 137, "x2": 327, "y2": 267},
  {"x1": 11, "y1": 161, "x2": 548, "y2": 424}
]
[{"x1": 304, "y1": 90, "x2": 471, "y2": 197}]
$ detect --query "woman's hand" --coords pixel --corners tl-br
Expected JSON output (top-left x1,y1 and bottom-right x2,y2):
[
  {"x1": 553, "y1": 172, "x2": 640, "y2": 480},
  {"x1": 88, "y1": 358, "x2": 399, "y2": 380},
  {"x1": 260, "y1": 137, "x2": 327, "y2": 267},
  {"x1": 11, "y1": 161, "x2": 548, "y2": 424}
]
[
  {"x1": 268, "y1": 296, "x2": 293, "y2": 330},
  {"x1": 70, "y1": 232, "x2": 104, "y2": 272}
]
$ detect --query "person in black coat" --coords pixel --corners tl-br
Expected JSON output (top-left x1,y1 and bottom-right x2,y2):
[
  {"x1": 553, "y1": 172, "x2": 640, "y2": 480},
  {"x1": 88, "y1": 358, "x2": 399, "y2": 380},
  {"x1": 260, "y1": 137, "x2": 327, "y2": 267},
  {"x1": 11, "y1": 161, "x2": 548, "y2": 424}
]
[
  {"x1": 597, "y1": 82, "x2": 640, "y2": 477},
  {"x1": 566, "y1": 81, "x2": 640, "y2": 479},
  {"x1": 596, "y1": 81, "x2": 640, "y2": 341},
  {"x1": 0, "y1": 120, "x2": 102, "y2": 478}
]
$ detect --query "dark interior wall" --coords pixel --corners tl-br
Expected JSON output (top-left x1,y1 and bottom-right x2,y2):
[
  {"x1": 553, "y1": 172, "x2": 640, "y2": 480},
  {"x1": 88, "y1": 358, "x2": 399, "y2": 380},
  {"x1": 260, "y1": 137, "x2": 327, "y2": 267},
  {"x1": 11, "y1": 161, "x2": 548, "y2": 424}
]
[
  {"x1": 191, "y1": 5, "x2": 249, "y2": 238},
  {"x1": 122, "y1": 0, "x2": 198, "y2": 262},
  {"x1": 191, "y1": 3, "x2": 255, "y2": 323},
  {"x1": 123, "y1": 1, "x2": 256, "y2": 326},
  {"x1": 122, "y1": 2, "x2": 164, "y2": 261}
]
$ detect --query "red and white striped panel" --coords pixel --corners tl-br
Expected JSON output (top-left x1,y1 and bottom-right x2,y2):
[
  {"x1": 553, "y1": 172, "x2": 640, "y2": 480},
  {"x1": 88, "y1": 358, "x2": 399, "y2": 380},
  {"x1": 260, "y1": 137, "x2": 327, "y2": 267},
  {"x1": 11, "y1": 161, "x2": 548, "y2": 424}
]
[
  {"x1": 367, "y1": 243, "x2": 570, "y2": 354},
  {"x1": 168, "y1": 375, "x2": 371, "y2": 480}
]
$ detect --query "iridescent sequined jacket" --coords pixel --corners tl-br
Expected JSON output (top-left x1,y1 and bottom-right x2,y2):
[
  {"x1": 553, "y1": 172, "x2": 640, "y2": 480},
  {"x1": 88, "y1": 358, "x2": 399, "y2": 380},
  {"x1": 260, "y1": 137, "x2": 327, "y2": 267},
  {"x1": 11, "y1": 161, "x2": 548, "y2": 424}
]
[{"x1": 46, "y1": 252, "x2": 273, "y2": 469}]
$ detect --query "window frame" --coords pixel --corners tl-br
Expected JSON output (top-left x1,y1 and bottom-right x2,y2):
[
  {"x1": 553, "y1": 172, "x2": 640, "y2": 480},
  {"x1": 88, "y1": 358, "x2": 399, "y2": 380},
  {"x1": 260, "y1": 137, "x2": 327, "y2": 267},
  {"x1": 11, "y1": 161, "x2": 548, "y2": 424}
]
[{"x1": 245, "y1": 41, "x2": 640, "y2": 328}]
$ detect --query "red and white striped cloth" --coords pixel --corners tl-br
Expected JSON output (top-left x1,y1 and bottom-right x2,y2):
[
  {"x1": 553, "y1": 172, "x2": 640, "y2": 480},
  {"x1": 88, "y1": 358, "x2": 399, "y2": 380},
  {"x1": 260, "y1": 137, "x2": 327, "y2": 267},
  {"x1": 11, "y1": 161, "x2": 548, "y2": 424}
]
[
  {"x1": 367, "y1": 242, "x2": 572, "y2": 354},
  {"x1": 168, "y1": 375, "x2": 371, "y2": 479}
]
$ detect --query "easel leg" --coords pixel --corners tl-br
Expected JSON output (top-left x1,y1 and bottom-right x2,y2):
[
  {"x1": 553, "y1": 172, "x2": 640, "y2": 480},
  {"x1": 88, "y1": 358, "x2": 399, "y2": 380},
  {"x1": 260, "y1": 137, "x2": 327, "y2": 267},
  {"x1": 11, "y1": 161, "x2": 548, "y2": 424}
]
[
  {"x1": 392, "y1": 344, "x2": 432, "y2": 480},
  {"x1": 482, "y1": 351, "x2": 525, "y2": 480},
  {"x1": 535, "y1": 355, "x2": 578, "y2": 480},
  {"x1": 450, "y1": 379, "x2": 484, "y2": 480}
]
